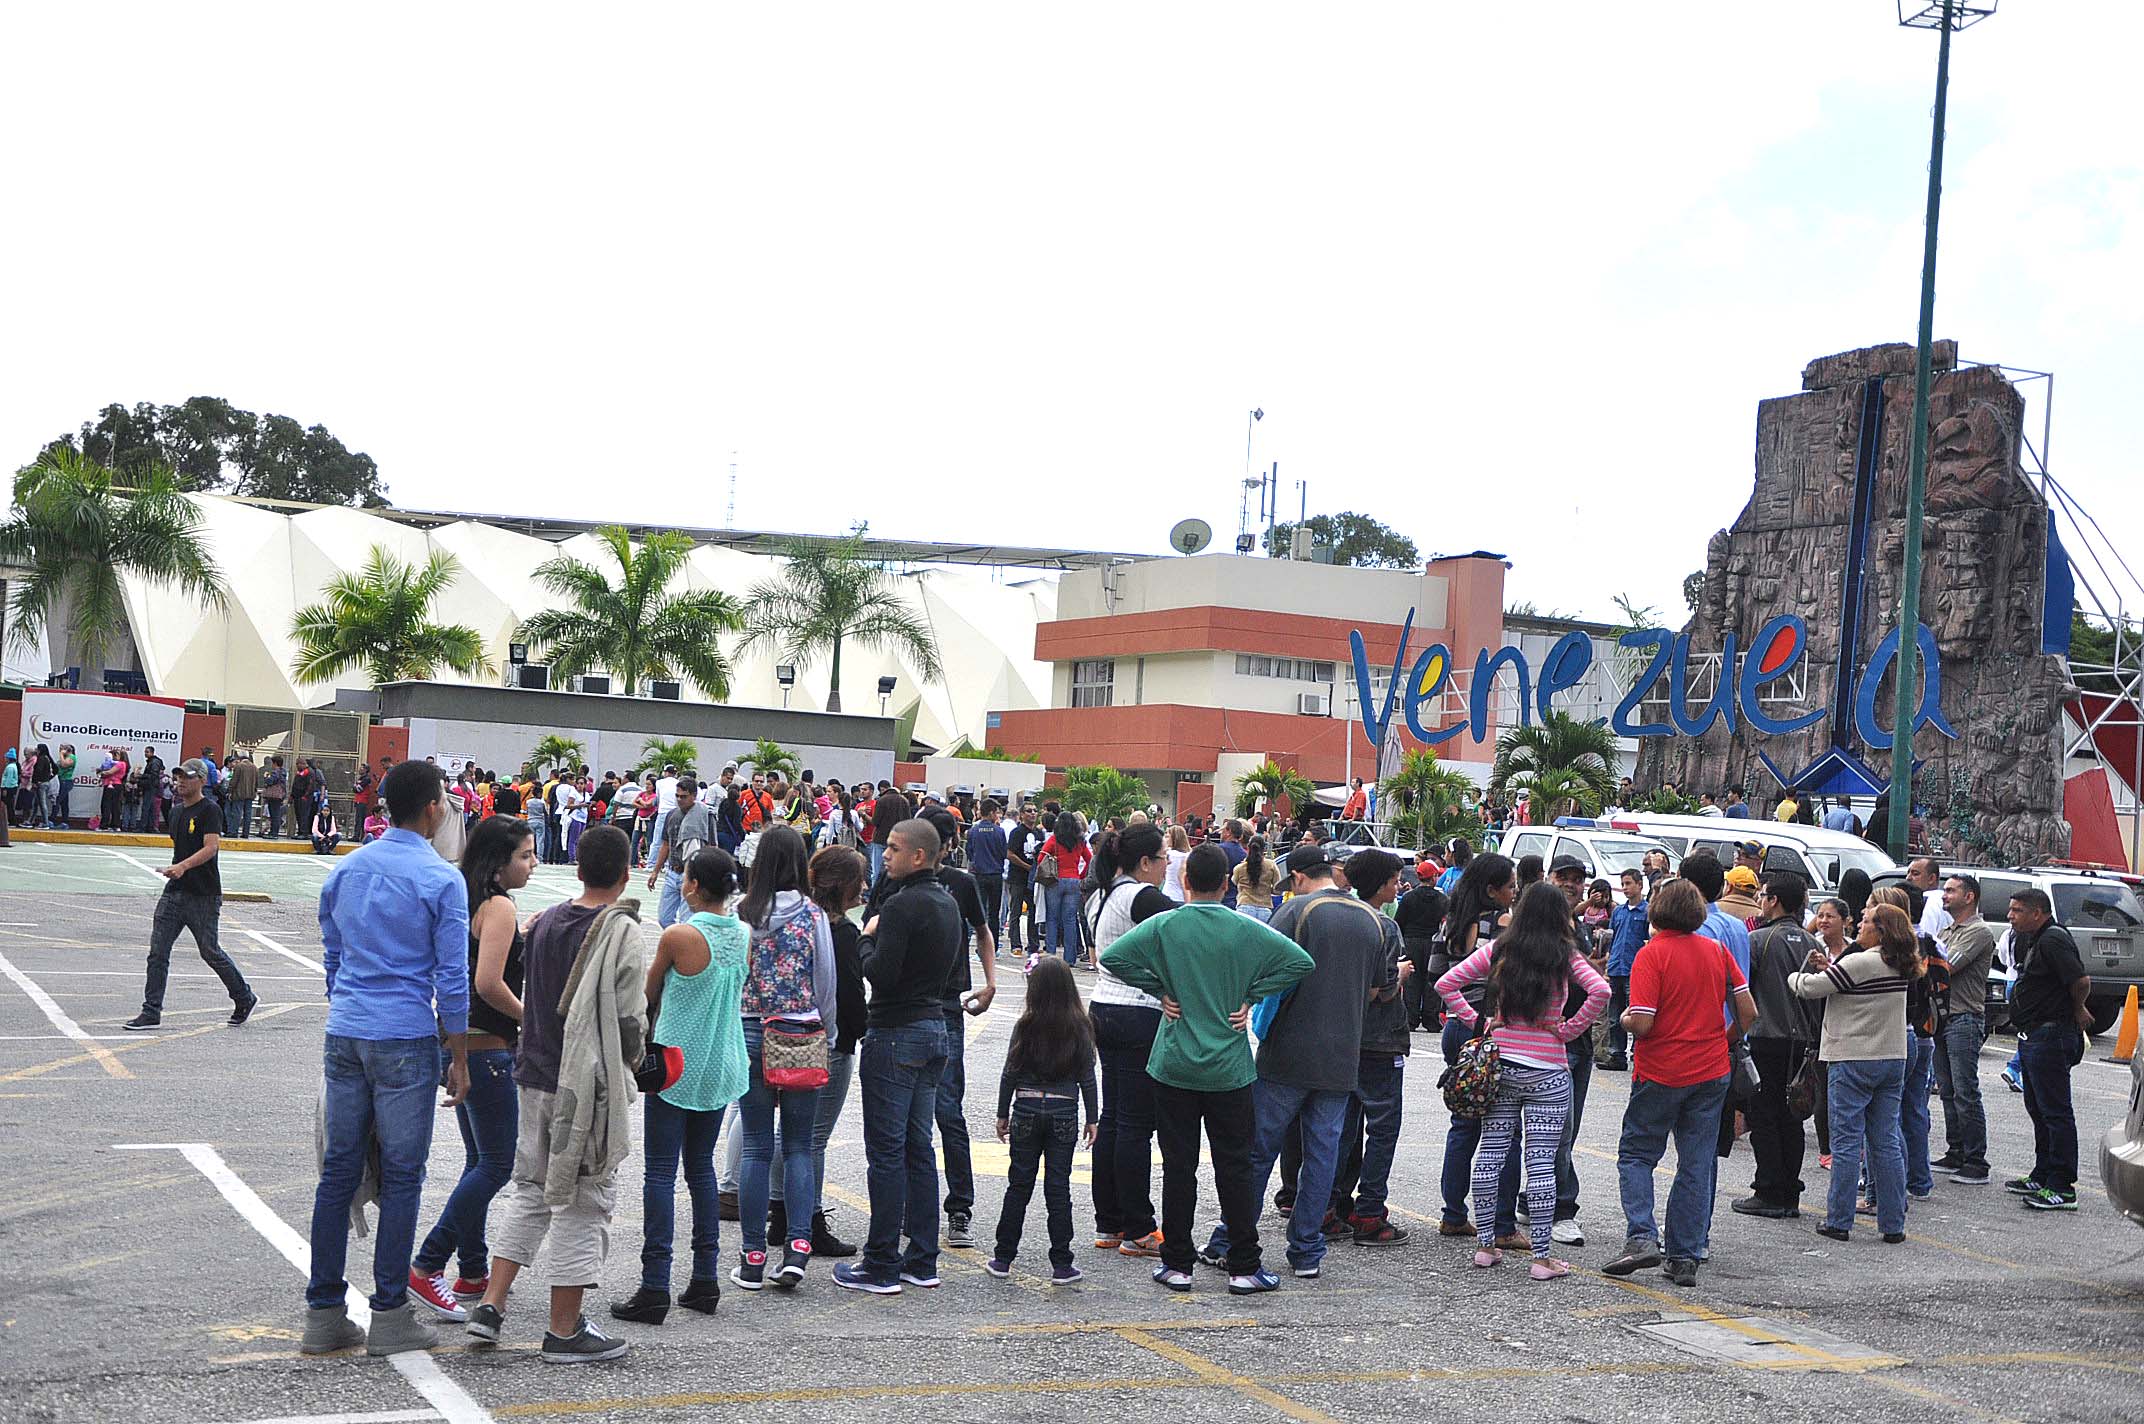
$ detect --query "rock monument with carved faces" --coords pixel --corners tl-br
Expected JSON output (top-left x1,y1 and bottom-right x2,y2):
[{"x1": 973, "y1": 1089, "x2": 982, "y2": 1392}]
[{"x1": 1639, "y1": 341, "x2": 2071, "y2": 866}]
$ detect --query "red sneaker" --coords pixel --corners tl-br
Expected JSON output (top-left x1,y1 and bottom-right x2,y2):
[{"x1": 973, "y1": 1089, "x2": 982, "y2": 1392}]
[
  {"x1": 408, "y1": 1267, "x2": 468, "y2": 1321},
  {"x1": 452, "y1": 1273, "x2": 489, "y2": 1300}
]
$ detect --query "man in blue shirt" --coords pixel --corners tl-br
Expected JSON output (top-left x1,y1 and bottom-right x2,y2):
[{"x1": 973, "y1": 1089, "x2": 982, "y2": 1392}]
[
  {"x1": 302, "y1": 759, "x2": 471, "y2": 1359},
  {"x1": 1721, "y1": 789, "x2": 1754, "y2": 819},
  {"x1": 1219, "y1": 819, "x2": 1249, "y2": 908},
  {"x1": 1821, "y1": 800, "x2": 1858, "y2": 833},
  {"x1": 1600, "y1": 868, "x2": 1650, "y2": 1071},
  {"x1": 964, "y1": 800, "x2": 1009, "y2": 947}
]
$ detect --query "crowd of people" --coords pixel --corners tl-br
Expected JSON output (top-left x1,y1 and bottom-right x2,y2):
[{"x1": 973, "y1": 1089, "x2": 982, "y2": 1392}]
[
  {"x1": 112, "y1": 749, "x2": 2095, "y2": 1363},
  {"x1": 7, "y1": 738, "x2": 344, "y2": 847}
]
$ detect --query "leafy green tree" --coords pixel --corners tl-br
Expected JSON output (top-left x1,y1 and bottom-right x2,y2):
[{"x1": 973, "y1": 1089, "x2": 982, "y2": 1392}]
[
  {"x1": 517, "y1": 527, "x2": 743, "y2": 697},
  {"x1": 1633, "y1": 786, "x2": 1702, "y2": 815},
  {"x1": 1490, "y1": 710, "x2": 1619, "y2": 818},
  {"x1": 1263, "y1": 512, "x2": 1418, "y2": 569},
  {"x1": 287, "y1": 545, "x2": 489, "y2": 686},
  {"x1": 50, "y1": 397, "x2": 386, "y2": 506},
  {"x1": 1382, "y1": 750, "x2": 1480, "y2": 853},
  {"x1": 528, "y1": 734, "x2": 585, "y2": 776},
  {"x1": 740, "y1": 533, "x2": 943, "y2": 713},
  {"x1": 2069, "y1": 607, "x2": 2139, "y2": 696},
  {"x1": 0, "y1": 449, "x2": 227, "y2": 690},
  {"x1": 743, "y1": 737, "x2": 801, "y2": 783},
  {"x1": 1232, "y1": 758, "x2": 1316, "y2": 819},
  {"x1": 634, "y1": 736, "x2": 699, "y2": 779},
  {"x1": 1062, "y1": 765, "x2": 1149, "y2": 824}
]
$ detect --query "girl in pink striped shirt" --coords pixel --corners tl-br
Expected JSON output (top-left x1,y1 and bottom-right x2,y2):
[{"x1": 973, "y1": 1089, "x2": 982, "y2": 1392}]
[{"x1": 1436, "y1": 883, "x2": 1610, "y2": 1277}]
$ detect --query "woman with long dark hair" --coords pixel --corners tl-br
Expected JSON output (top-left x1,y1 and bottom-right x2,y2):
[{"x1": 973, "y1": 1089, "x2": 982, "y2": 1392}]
[
  {"x1": 732, "y1": 825, "x2": 837, "y2": 1289},
  {"x1": 1837, "y1": 868, "x2": 1873, "y2": 928},
  {"x1": 1036, "y1": 812, "x2": 1092, "y2": 967},
  {"x1": 1436, "y1": 882, "x2": 1609, "y2": 1277},
  {"x1": 612, "y1": 846, "x2": 749, "y2": 1324},
  {"x1": 1083, "y1": 824, "x2": 1174, "y2": 1256},
  {"x1": 986, "y1": 956, "x2": 1100, "y2": 1280},
  {"x1": 1793, "y1": 900, "x2": 1920, "y2": 1245},
  {"x1": 1232, "y1": 835, "x2": 1280, "y2": 920},
  {"x1": 1432, "y1": 852, "x2": 1518, "y2": 1239},
  {"x1": 409, "y1": 815, "x2": 538, "y2": 1320}
]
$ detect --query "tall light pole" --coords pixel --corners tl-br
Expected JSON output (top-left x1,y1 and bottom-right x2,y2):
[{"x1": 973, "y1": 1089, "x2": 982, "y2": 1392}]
[{"x1": 1888, "y1": 0, "x2": 1996, "y2": 861}]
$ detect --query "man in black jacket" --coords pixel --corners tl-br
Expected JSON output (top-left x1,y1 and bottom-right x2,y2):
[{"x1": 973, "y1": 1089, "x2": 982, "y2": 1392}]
[
  {"x1": 1733, "y1": 876, "x2": 1821, "y2": 1219},
  {"x1": 837, "y1": 819, "x2": 961, "y2": 1295}
]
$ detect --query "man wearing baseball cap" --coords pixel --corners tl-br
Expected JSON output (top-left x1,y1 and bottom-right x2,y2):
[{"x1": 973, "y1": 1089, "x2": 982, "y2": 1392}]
[
  {"x1": 1720, "y1": 865, "x2": 1764, "y2": 928},
  {"x1": 125, "y1": 759, "x2": 257, "y2": 1032}
]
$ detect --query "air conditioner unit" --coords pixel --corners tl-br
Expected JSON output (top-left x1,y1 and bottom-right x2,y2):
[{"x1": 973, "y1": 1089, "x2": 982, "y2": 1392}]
[
  {"x1": 516, "y1": 664, "x2": 551, "y2": 691},
  {"x1": 648, "y1": 680, "x2": 681, "y2": 701},
  {"x1": 1297, "y1": 691, "x2": 1329, "y2": 716},
  {"x1": 574, "y1": 674, "x2": 612, "y2": 695}
]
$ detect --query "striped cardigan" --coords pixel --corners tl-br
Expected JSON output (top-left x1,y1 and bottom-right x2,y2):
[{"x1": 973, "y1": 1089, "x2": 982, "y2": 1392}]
[{"x1": 1788, "y1": 948, "x2": 1912, "y2": 1062}]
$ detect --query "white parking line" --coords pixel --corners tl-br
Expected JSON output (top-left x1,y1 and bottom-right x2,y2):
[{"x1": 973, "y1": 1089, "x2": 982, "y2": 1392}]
[
  {"x1": 0, "y1": 948, "x2": 131, "y2": 1076},
  {"x1": 238, "y1": 927, "x2": 325, "y2": 975},
  {"x1": 115, "y1": 1142, "x2": 494, "y2": 1424},
  {"x1": 99, "y1": 847, "x2": 172, "y2": 886}
]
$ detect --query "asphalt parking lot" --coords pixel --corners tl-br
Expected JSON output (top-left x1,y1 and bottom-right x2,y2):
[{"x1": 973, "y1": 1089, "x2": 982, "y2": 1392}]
[{"x1": 2, "y1": 838, "x2": 2141, "y2": 1424}]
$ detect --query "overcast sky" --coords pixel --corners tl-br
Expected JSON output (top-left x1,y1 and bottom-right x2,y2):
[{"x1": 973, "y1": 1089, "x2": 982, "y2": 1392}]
[{"x1": 3, "y1": 2, "x2": 2137, "y2": 629}]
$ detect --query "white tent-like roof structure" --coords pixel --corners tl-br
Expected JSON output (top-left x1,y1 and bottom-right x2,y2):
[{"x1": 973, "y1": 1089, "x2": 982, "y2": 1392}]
[{"x1": 108, "y1": 495, "x2": 1059, "y2": 752}]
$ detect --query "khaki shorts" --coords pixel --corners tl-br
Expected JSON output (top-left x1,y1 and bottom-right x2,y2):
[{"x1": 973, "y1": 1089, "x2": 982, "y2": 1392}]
[{"x1": 490, "y1": 1085, "x2": 618, "y2": 1287}]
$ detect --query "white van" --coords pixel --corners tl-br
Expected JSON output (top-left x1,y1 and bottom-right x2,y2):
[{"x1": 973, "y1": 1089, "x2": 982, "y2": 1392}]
[
  {"x1": 1584, "y1": 813, "x2": 1897, "y2": 893},
  {"x1": 1495, "y1": 823, "x2": 1674, "y2": 884}
]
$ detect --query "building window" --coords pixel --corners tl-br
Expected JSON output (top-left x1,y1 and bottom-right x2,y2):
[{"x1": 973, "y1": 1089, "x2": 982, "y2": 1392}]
[
  {"x1": 1071, "y1": 658, "x2": 1114, "y2": 708},
  {"x1": 1233, "y1": 653, "x2": 1338, "y2": 683}
]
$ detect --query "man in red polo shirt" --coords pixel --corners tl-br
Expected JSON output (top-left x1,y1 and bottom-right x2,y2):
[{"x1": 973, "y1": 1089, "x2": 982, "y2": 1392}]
[{"x1": 1602, "y1": 878, "x2": 1755, "y2": 1288}]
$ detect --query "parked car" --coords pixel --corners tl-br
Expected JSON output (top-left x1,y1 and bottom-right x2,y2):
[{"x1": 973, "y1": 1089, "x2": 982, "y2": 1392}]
[
  {"x1": 1600, "y1": 813, "x2": 1898, "y2": 894},
  {"x1": 1494, "y1": 821, "x2": 1674, "y2": 883},
  {"x1": 2105, "y1": 1046, "x2": 2144, "y2": 1228},
  {"x1": 1875, "y1": 864, "x2": 2144, "y2": 1037}
]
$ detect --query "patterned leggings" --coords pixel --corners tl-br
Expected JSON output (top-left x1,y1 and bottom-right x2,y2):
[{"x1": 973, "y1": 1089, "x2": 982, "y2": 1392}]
[{"x1": 1472, "y1": 1061, "x2": 1573, "y2": 1258}]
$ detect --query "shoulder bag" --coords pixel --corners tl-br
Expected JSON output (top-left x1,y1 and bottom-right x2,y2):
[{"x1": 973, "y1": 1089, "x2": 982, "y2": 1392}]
[
  {"x1": 762, "y1": 1018, "x2": 830, "y2": 1089},
  {"x1": 1034, "y1": 839, "x2": 1061, "y2": 884}
]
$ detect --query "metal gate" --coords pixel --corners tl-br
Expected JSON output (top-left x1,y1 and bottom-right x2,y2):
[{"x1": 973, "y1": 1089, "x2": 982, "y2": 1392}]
[{"x1": 227, "y1": 705, "x2": 368, "y2": 836}]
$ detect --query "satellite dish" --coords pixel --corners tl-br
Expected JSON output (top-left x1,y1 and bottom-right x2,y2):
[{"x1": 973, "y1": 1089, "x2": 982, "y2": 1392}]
[{"x1": 1169, "y1": 517, "x2": 1214, "y2": 555}]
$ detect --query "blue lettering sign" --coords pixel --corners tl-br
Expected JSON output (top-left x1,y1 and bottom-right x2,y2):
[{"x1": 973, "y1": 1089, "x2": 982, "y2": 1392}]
[{"x1": 1852, "y1": 622, "x2": 1959, "y2": 751}]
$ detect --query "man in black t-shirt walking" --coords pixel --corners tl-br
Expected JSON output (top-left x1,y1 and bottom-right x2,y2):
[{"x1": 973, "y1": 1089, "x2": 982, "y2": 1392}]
[{"x1": 126, "y1": 759, "x2": 256, "y2": 1031}]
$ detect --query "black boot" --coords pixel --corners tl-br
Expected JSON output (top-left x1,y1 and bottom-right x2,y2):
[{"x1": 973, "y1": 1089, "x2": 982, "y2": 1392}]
[
  {"x1": 678, "y1": 1277, "x2": 721, "y2": 1314},
  {"x1": 608, "y1": 1286, "x2": 670, "y2": 1324},
  {"x1": 812, "y1": 1209, "x2": 858, "y2": 1258}
]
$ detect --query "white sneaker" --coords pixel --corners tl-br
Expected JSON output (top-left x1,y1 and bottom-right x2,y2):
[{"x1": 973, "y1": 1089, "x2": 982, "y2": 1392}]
[{"x1": 1550, "y1": 1218, "x2": 1585, "y2": 1247}]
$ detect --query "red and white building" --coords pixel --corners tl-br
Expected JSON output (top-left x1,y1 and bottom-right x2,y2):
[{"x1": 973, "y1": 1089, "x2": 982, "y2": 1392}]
[{"x1": 985, "y1": 550, "x2": 1510, "y2": 820}]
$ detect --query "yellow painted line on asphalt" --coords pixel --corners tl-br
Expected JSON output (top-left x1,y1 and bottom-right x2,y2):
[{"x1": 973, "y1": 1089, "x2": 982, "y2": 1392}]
[
  {"x1": 1584, "y1": 1269, "x2": 1897, "y2": 1370},
  {"x1": 1116, "y1": 1325, "x2": 1345, "y2": 1424},
  {"x1": 1932, "y1": 1350, "x2": 2144, "y2": 1375},
  {"x1": 0, "y1": 1003, "x2": 304, "y2": 1082},
  {"x1": 0, "y1": 1172, "x2": 195, "y2": 1222}
]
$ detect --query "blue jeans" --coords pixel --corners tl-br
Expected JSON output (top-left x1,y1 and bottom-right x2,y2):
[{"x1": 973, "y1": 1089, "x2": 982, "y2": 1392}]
[
  {"x1": 1902, "y1": 1035, "x2": 1935, "y2": 1195},
  {"x1": 937, "y1": 1008, "x2": 974, "y2": 1218},
  {"x1": 1205, "y1": 1079, "x2": 1349, "y2": 1271},
  {"x1": 225, "y1": 797, "x2": 254, "y2": 837},
  {"x1": 1334, "y1": 1050, "x2": 1405, "y2": 1220},
  {"x1": 1933, "y1": 1012, "x2": 1988, "y2": 1171},
  {"x1": 1439, "y1": 1017, "x2": 1516, "y2": 1236},
  {"x1": 657, "y1": 868, "x2": 686, "y2": 928},
  {"x1": 307, "y1": 1035, "x2": 441, "y2": 1311},
  {"x1": 772, "y1": 1046, "x2": 855, "y2": 1219},
  {"x1": 1616, "y1": 1073, "x2": 1729, "y2": 1261},
  {"x1": 868, "y1": 841, "x2": 885, "y2": 885},
  {"x1": 528, "y1": 814, "x2": 548, "y2": 861},
  {"x1": 736, "y1": 1020, "x2": 821, "y2": 1252},
  {"x1": 640, "y1": 1092, "x2": 725, "y2": 1289},
  {"x1": 2018, "y1": 1023, "x2": 2084, "y2": 1192},
  {"x1": 859, "y1": 1018, "x2": 948, "y2": 1279},
  {"x1": 413, "y1": 1048, "x2": 517, "y2": 1279},
  {"x1": 993, "y1": 1097, "x2": 1080, "y2": 1268},
  {"x1": 1045, "y1": 881, "x2": 1083, "y2": 962},
  {"x1": 1825, "y1": 1058, "x2": 1906, "y2": 1234}
]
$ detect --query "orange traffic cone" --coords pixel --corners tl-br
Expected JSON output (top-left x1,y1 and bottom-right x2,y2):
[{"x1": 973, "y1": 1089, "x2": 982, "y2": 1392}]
[{"x1": 2109, "y1": 986, "x2": 2139, "y2": 1064}]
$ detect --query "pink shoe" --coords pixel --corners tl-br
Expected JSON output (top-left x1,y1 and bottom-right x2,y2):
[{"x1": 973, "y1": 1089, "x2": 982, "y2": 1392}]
[
  {"x1": 1530, "y1": 1258, "x2": 1573, "y2": 1281},
  {"x1": 1471, "y1": 1248, "x2": 1504, "y2": 1269}
]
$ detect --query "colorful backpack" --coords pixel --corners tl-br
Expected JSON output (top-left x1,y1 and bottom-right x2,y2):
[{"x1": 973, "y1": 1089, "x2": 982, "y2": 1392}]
[
  {"x1": 1438, "y1": 1023, "x2": 1502, "y2": 1119},
  {"x1": 742, "y1": 909, "x2": 818, "y2": 1020}
]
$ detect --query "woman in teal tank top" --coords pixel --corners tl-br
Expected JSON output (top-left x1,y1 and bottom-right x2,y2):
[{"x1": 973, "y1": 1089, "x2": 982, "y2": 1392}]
[{"x1": 612, "y1": 846, "x2": 749, "y2": 1324}]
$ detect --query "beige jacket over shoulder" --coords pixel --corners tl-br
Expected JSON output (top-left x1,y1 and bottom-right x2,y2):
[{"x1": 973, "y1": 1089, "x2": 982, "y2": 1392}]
[{"x1": 543, "y1": 898, "x2": 649, "y2": 1206}]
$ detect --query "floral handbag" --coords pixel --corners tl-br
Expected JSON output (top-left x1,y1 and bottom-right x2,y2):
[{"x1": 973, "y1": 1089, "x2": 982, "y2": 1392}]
[
  {"x1": 761, "y1": 1018, "x2": 830, "y2": 1090},
  {"x1": 1438, "y1": 1020, "x2": 1502, "y2": 1119}
]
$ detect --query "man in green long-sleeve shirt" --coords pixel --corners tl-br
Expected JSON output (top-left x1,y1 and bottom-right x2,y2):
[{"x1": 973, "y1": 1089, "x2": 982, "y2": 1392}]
[{"x1": 1101, "y1": 843, "x2": 1313, "y2": 1293}]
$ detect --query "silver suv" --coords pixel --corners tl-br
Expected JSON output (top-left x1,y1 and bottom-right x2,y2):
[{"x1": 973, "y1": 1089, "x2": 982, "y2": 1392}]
[{"x1": 1905, "y1": 867, "x2": 2144, "y2": 1037}]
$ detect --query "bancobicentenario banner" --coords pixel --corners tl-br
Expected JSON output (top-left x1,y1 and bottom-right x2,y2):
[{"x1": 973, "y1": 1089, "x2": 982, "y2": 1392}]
[{"x1": 22, "y1": 688, "x2": 187, "y2": 821}]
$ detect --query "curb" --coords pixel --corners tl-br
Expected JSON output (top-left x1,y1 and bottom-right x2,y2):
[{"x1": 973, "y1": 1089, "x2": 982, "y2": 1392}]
[{"x1": 7, "y1": 829, "x2": 355, "y2": 856}]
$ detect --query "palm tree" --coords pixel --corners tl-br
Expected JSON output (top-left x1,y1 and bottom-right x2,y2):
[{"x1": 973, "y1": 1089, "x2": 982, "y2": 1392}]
[
  {"x1": 1504, "y1": 764, "x2": 1596, "y2": 823},
  {"x1": 1232, "y1": 758, "x2": 1315, "y2": 819},
  {"x1": 1062, "y1": 765, "x2": 1148, "y2": 824},
  {"x1": 743, "y1": 737, "x2": 800, "y2": 783},
  {"x1": 740, "y1": 533, "x2": 942, "y2": 712},
  {"x1": 287, "y1": 545, "x2": 490, "y2": 686},
  {"x1": 634, "y1": 735, "x2": 699, "y2": 779},
  {"x1": 528, "y1": 734, "x2": 585, "y2": 777},
  {"x1": 1490, "y1": 710, "x2": 1618, "y2": 818},
  {"x1": 1383, "y1": 750, "x2": 1480, "y2": 853},
  {"x1": 517, "y1": 526, "x2": 742, "y2": 697},
  {"x1": 0, "y1": 449, "x2": 227, "y2": 689}
]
